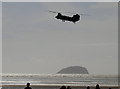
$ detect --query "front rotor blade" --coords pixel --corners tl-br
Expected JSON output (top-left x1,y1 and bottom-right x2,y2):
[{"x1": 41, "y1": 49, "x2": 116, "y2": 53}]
[{"x1": 48, "y1": 11, "x2": 58, "y2": 13}]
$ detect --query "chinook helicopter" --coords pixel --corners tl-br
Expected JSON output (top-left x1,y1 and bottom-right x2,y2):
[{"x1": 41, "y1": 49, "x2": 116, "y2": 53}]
[{"x1": 49, "y1": 11, "x2": 88, "y2": 23}]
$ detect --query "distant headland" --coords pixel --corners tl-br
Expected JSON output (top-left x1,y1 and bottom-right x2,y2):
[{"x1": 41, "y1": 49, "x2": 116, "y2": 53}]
[{"x1": 57, "y1": 66, "x2": 89, "y2": 74}]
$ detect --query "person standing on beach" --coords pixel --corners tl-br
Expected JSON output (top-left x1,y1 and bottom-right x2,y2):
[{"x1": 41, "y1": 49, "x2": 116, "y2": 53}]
[
  {"x1": 60, "y1": 86, "x2": 66, "y2": 89},
  {"x1": 95, "y1": 84, "x2": 100, "y2": 89},
  {"x1": 87, "y1": 86, "x2": 90, "y2": 89},
  {"x1": 24, "y1": 83, "x2": 32, "y2": 89},
  {"x1": 67, "y1": 86, "x2": 71, "y2": 89}
]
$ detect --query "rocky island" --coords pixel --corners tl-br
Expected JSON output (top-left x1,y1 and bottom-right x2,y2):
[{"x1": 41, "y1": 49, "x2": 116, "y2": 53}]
[{"x1": 57, "y1": 66, "x2": 89, "y2": 74}]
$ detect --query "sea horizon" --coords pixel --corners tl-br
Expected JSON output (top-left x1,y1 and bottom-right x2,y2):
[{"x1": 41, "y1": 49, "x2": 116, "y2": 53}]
[{"x1": 1, "y1": 73, "x2": 119, "y2": 87}]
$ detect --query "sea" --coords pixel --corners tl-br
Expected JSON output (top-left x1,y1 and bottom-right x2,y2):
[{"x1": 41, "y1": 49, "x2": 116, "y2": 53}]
[{"x1": 0, "y1": 74, "x2": 119, "y2": 89}]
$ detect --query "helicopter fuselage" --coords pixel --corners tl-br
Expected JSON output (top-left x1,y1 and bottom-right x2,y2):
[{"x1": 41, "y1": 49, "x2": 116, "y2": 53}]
[{"x1": 55, "y1": 13, "x2": 80, "y2": 23}]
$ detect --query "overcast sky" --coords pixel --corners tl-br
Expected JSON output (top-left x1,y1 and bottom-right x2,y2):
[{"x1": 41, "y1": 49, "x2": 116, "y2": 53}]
[{"x1": 2, "y1": 2, "x2": 118, "y2": 74}]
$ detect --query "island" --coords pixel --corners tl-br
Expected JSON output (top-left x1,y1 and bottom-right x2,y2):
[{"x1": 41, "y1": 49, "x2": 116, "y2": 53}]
[{"x1": 57, "y1": 66, "x2": 89, "y2": 74}]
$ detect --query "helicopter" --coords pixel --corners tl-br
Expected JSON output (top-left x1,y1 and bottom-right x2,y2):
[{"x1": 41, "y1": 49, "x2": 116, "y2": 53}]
[
  {"x1": 55, "y1": 13, "x2": 80, "y2": 23},
  {"x1": 49, "y1": 11, "x2": 88, "y2": 23}
]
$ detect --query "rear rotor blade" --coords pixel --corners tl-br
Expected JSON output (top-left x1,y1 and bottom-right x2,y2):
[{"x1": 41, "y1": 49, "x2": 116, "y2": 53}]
[
  {"x1": 62, "y1": 12, "x2": 77, "y2": 14},
  {"x1": 80, "y1": 13, "x2": 90, "y2": 16},
  {"x1": 48, "y1": 10, "x2": 77, "y2": 14}
]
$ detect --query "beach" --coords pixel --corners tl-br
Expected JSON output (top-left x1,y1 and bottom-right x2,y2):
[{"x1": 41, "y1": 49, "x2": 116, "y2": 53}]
[
  {"x1": 1, "y1": 74, "x2": 119, "y2": 89},
  {"x1": 1, "y1": 85, "x2": 120, "y2": 89}
]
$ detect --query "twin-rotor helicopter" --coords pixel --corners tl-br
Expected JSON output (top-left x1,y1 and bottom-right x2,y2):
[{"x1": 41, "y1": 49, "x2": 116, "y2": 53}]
[{"x1": 48, "y1": 11, "x2": 89, "y2": 23}]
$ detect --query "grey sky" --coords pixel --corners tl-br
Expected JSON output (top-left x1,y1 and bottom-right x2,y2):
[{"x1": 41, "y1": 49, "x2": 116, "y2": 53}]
[
  {"x1": 2, "y1": 2, "x2": 118, "y2": 74},
  {"x1": 1, "y1": 0, "x2": 119, "y2": 2}
]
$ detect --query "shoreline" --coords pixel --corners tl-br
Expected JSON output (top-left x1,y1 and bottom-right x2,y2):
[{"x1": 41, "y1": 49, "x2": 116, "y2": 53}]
[{"x1": 1, "y1": 85, "x2": 120, "y2": 88}]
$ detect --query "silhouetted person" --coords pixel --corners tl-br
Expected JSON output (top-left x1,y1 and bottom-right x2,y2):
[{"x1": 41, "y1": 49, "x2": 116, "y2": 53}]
[
  {"x1": 109, "y1": 88, "x2": 111, "y2": 89},
  {"x1": 87, "y1": 86, "x2": 90, "y2": 89},
  {"x1": 95, "y1": 84, "x2": 100, "y2": 89},
  {"x1": 24, "y1": 83, "x2": 32, "y2": 89},
  {"x1": 67, "y1": 86, "x2": 71, "y2": 89},
  {"x1": 60, "y1": 86, "x2": 66, "y2": 89}
]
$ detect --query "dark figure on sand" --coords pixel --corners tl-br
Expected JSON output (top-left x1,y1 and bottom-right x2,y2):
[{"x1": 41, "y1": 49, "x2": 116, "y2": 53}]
[
  {"x1": 24, "y1": 83, "x2": 32, "y2": 89},
  {"x1": 95, "y1": 84, "x2": 100, "y2": 89},
  {"x1": 67, "y1": 86, "x2": 71, "y2": 89},
  {"x1": 87, "y1": 86, "x2": 90, "y2": 89},
  {"x1": 60, "y1": 86, "x2": 66, "y2": 89}
]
